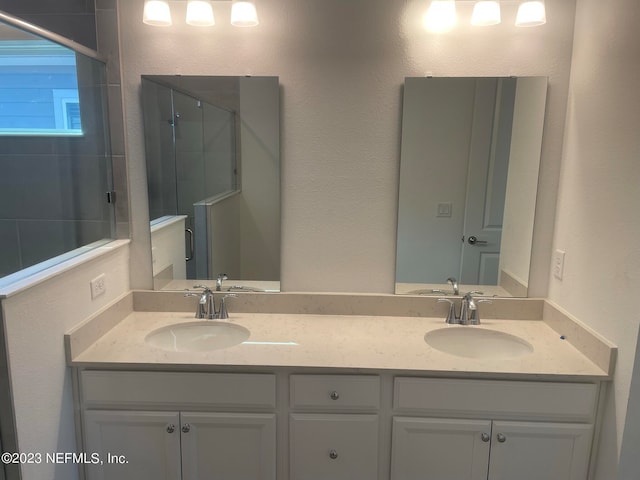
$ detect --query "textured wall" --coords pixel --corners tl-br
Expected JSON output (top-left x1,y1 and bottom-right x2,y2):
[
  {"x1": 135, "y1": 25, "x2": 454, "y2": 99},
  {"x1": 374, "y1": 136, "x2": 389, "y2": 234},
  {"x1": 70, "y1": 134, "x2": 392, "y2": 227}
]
[
  {"x1": 547, "y1": 0, "x2": 640, "y2": 477},
  {"x1": 119, "y1": 0, "x2": 576, "y2": 294},
  {"x1": 1, "y1": 244, "x2": 130, "y2": 480}
]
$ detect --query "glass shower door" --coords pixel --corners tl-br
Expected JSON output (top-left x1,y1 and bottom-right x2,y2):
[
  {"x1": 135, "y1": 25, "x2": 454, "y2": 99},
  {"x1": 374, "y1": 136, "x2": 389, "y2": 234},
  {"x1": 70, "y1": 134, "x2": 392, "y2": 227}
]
[
  {"x1": 142, "y1": 77, "x2": 239, "y2": 280},
  {"x1": 172, "y1": 90, "x2": 206, "y2": 279}
]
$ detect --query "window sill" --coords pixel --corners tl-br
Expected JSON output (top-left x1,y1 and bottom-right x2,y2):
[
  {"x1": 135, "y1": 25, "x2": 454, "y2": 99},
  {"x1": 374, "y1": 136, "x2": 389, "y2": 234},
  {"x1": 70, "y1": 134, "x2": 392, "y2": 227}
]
[{"x1": 0, "y1": 239, "x2": 130, "y2": 299}]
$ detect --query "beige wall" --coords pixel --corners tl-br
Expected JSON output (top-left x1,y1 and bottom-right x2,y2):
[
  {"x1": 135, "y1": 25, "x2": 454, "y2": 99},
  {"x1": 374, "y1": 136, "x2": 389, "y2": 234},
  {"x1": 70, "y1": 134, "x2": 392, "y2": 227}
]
[
  {"x1": 0, "y1": 244, "x2": 130, "y2": 480},
  {"x1": 547, "y1": 0, "x2": 640, "y2": 477},
  {"x1": 119, "y1": 0, "x2": 577, "y2": 295},
  {"x1": 499, "y1": 77, "x2": 547, "y2": 289}
]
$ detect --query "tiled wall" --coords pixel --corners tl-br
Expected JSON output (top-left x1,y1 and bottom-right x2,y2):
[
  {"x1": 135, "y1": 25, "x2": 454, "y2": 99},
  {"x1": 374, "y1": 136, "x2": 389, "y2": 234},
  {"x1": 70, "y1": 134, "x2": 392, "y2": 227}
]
[{"x1": 0, "y1": 54, "x2": 114, "y2": 277}]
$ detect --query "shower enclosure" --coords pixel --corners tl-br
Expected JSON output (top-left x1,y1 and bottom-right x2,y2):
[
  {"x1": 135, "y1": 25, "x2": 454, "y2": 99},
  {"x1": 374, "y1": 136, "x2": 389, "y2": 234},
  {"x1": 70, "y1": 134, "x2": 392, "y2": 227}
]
[{"x1": 142, "y1": 77, "x2": 238, "y2": 279}]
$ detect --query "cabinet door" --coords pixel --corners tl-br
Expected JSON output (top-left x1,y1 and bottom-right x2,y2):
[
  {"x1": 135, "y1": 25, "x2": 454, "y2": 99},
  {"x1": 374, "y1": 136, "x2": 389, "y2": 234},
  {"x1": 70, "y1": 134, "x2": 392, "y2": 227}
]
[
  {"x1": 180, "y1": 412, "x2": 276, "y2": 480},
  {"x1": 290, "y1": 413, "x2": 379, "y2": 480},
  {"x1": 488, "y1": 421, "x2": 593, "y2": 480},
  {"x1": 84, "y1": 410, "x2": 181, "y2": 480},
  {"x1": 391, "y1": 417, "x2": 491, "y2": 480}
]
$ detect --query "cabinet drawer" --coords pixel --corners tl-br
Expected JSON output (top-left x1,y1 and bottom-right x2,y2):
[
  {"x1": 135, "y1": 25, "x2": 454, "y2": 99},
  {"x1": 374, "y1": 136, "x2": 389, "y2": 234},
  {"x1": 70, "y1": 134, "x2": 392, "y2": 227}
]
[
  {"x1": 81, "y1": 371, "x2": 276, "y2": 410},
  {"x1": 290, "y1": 375, "x2": 380, "y2": 411},
  {"x1": 394, "y1": 378, "x2": 598, "y2": 422},
  {"x1": 290, "y1": 413, "x2": 379, "y2": 480}
]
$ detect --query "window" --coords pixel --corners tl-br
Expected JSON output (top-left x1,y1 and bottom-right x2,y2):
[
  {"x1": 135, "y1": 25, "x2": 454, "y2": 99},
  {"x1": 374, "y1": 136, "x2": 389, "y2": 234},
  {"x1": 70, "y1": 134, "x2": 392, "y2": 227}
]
[{"x1": 0, "y1": 40, "x2": 83, "y2": 136}]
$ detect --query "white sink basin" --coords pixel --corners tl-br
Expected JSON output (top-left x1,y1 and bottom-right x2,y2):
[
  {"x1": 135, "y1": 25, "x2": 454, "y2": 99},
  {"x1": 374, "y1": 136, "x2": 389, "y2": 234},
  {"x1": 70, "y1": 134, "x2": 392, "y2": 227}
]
[
  {"x1": 425, "y1": 327, "x2": 533, "y2": 359},
  {"x1": 145, "y1": 321, "x2": 250, "y2": 352}
]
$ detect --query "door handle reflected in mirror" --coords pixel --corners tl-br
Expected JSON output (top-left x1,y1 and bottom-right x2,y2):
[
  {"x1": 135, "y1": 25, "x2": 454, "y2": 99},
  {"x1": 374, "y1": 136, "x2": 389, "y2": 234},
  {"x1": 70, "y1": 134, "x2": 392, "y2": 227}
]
[
  {"x1": 467, "y1": 235, "x2": 488, "y2": 246},
  {"x1": 185, "y1": 228, "x2": 194, "y2": 261}
]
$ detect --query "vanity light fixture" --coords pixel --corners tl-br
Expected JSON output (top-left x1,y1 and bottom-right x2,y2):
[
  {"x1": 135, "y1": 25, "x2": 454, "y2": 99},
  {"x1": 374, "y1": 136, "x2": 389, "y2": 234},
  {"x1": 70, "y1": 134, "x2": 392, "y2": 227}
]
[
  {"x1": 143, "y1": 0, "x2": 172, "y2": 26},
  {"x1": 143, "y1": 0, "x2": 259, "y2": 27},
  {"x1": 515, "y1": 0, "x2": 546, "y2": 26},
  {"x1": 423, "y1": 0, "x2": 457, "y2": 32},
  {"x1": 471, "y1": 0, "x2": 501, "y2": 26},
  {"x1": 186, "y1": 0, "x2": 215, "y2": 26},
  {"x1": 424, "y1": 0, "x2": 546, "y2": 31},
  {"x1": 230, "y1": 0, "x2": 260, "y2": 27}
]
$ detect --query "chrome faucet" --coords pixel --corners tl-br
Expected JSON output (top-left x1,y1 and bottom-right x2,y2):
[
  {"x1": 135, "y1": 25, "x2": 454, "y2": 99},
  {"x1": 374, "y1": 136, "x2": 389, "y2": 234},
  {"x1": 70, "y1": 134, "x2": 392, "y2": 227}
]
[
  {"x1": 438, "y1": 292, "x2": 491, "y2": 325},
  {"x1": 216, "y1": 273, "x2": 228, "y2": 291},
  {"x1": 446, "y1": 277, "x2": 459, "y2": 296},
  {"x1": 187, "y1": 286, "x2": 237, "y2": 319},
  {"x1": 460, "y1": 292, "x2": 478, "y2": 325},
  {"x1": 460, "y1": 292, "x2": 492, "y2": 325}
]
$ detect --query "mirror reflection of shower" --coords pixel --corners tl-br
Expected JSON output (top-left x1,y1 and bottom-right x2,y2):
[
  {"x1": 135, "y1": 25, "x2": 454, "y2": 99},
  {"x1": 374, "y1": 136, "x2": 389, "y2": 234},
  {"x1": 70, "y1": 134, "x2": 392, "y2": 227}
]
[{"x1": 142, "y1": 76, "x2": 238, "y2": 280}]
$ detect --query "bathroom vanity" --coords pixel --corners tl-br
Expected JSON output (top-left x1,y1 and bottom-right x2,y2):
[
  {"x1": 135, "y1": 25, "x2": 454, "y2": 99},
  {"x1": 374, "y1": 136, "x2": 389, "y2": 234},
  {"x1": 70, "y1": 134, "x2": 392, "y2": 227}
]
[{"x1": 66, "y1": 291, "x2": 614, "y2": 480}]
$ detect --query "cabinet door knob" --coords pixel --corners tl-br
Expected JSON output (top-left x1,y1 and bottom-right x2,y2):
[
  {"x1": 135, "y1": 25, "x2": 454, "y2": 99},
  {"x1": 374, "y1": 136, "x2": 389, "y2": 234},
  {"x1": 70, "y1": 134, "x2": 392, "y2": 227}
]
[
  {"x1": 481, "y1": 433, "x2": 490, "y2": 442},
  {"x1": 329, "y1": 449, "x2": 339, "y2": 459},
  {"x1": 329, "y1": 391, "x2": 340, "y2": 400},
  {"x1": 496, "y1": 433, "x2": 506, "y2": 443},
  {"x1": 182, "y1": 424, "x2": 191, "y2": 433},
  {"x1": 166, "y1": 424, "x2": 176, "y2": 434}
]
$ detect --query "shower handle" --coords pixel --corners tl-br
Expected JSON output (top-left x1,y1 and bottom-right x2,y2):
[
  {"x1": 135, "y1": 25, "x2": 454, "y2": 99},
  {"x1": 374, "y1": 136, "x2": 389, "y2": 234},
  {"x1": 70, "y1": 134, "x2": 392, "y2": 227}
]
[{"x1": 186, "y1": 228, "x2": 194, "y2": 261}]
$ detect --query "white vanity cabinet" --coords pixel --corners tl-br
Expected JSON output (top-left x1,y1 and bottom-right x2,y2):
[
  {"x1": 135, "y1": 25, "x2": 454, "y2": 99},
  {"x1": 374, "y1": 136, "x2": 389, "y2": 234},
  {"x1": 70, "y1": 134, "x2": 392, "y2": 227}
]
[
  {"x1": 288, "y1": 375, "x2": 381, "y2": 480},
  {"x1": 390, "y1": 378, "x2": 599, "y2": 480},
  {"x1": 74, "y1": 370, "x2": 604, "y2": 480},
  {"x1": 78, "y1": 371, "x2": 277, "y2": 480}
]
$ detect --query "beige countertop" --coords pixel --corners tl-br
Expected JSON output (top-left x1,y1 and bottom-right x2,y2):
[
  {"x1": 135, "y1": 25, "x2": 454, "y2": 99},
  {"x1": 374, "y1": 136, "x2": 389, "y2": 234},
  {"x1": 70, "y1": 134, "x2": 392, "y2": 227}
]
[{"x1": 67, "y1": 304, "x2": 612, "y2": 380}]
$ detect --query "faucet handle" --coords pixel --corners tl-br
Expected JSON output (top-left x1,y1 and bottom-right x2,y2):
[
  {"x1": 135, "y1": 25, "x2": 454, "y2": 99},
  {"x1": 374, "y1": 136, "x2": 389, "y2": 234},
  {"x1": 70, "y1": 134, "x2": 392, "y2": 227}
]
[
  {"x1": 438, "y1": 298, "x2": 459, "y2": 324},
  {"x1": 218, "y1": 294, "x2": 238, "y2": 320},
  {"x1": 184, "y1": 290, "x2": 209, "y2": 319},
  {"x1": 467, "y1": 298, "x2": 492, "y2": 325},
  {"x1": 192, "y1": 285, "x2": 213, "y2": 293}
]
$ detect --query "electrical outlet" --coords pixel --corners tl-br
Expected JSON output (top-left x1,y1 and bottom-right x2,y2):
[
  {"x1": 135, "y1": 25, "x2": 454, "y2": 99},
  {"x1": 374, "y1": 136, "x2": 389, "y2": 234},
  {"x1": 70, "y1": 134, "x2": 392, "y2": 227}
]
[
  {"x1": 553, "y1": 250, "x2": 566, "y2": 280},
  {"x1": 90, "y1": 273, "x2": 107, "y2": 299}
]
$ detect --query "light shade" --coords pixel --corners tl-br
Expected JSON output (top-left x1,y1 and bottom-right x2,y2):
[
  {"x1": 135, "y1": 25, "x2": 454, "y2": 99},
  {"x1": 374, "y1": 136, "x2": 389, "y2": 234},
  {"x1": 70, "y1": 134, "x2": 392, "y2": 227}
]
[
  {"x1": 143, "y1": 0, "x2": 172, "y2": 26},
  {"x1": 186, "y1": 0, "x2": 215, "y2": 26},
  {"x1": 423, "y1": 0, "x2": 457, "y2": 32},
  {"x1": 515, "y1": 0, "x2": 546, "y2": 26},
  {"x1": 230, "y1": 0, "x2": 259, "y2": 27},
  {"x1": 471, "y1": 1, "x2": 501, "y2": 26}
]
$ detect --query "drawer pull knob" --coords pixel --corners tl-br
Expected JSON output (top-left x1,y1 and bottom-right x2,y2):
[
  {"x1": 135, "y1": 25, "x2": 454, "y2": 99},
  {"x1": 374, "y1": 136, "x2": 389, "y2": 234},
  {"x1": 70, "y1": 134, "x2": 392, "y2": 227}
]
[
  {"x1": 330, "y1": 391, "x2": 340, "y2": 400},
  {"x1": 182, "y1": 424, "x2": 191, "y2": 433},
  {"x1": 497, "y1": 433, "x2": 506, "y2": 443},
  {"x1": 481, "y1": 433, "x2": 490, "y2": 442},
  {"x1": 166, "y1": 424, "x2": 176, "y2": 434},
  {"x1": 329, "y1": 449, "x2": 339, "y2": 459}
]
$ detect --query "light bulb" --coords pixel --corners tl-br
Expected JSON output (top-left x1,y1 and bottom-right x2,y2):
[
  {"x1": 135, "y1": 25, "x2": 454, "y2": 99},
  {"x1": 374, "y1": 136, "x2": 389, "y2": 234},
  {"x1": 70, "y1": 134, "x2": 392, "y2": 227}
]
[
  {"x1": 231, "y1": 0, "x2": 259, "y2": 27},
  {"x1": 186, "y1": 0, "x2": 215, "y2": 26},
  {"x1": 515, "y1": 1, "x2": 546, "y2": 27},
  {"x1": 471, "y1": 1, "x2": 501, "y2": 26},
  {"x1": 143, "y1": 0, "x2": 172, "y2": 26},
  {"x1": 423, "y1": 0, "x2": 457, "y2": 33}
]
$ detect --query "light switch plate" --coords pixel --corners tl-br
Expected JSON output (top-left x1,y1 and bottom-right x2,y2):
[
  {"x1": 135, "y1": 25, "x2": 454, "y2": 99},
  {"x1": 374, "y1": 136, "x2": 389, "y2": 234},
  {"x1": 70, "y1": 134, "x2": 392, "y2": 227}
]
[
  {"x1": 553, "y1": 250, "x2": 565, "y2": 280},
  {"x1": 437, "y1": 202, "x2": 452, "y2": 217}
]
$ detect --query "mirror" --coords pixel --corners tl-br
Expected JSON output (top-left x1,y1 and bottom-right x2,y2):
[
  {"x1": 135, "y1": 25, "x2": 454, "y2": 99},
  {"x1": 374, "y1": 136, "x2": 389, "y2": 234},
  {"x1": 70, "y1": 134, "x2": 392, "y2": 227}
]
[
  {"x1": 142, "y1": 75, "x2": 280, "y2": 292},
  {"x1": 396, "y1": 76, "x2": 547, "y2": 297}
]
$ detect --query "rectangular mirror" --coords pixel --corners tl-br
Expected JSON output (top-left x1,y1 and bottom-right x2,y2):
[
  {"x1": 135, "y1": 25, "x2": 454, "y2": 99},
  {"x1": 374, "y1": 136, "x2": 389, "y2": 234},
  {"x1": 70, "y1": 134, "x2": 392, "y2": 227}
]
[
  {"x1": 142, "y1": 75, "x2": 280, "y2": 292},
  {"x1": 396, "y1": 76, "x2": 548, "y2": 297}
]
